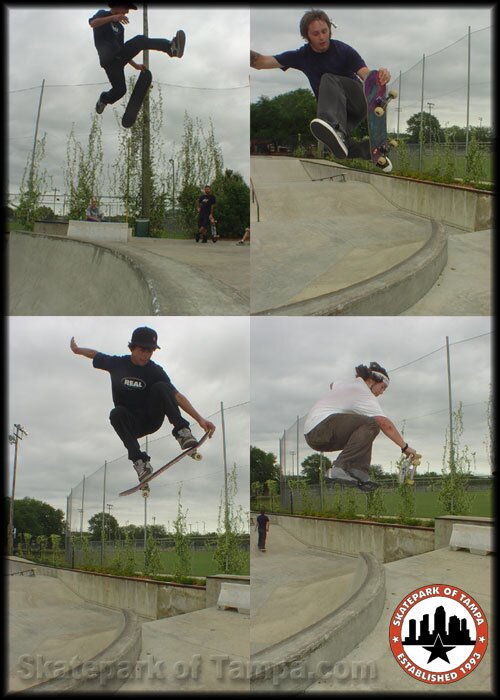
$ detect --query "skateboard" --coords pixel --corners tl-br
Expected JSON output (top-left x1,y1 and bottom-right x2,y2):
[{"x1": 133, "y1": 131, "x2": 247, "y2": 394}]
[
  {"x1": 398, "y1": 453, "x2": 422, "y2": 486},
  {"x1": 363, "y1": 69, "x2": 398, "y2": 169},
  {"x1": 210, "y1": 221, "x2": 219, "y2": 242},
  {"x1": 119, "y1": 431, "x2": 210, "y2": 496},
  {"x1": 122, "y1": 69, "x2": 152, "y2": 128}
]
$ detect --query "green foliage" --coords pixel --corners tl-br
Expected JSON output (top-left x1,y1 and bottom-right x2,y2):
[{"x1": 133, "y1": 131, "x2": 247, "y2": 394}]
[
  {"x1": 211, "y1": 169, "x2": 250, "y2": 238},
  {"x1": 13, "y1": 497, "x2": 65, "y2": 538},
  {"x1": 49, "y1": 534, "x2": 63, "y2": 566},
  {"x1": 65, "y1": 115, "x2": 104, "y2": 220},
  {"x1": 251, "y1": 89, "x2": 316, "y2": 143},
  {"x1": 250, "y1": 446, "x2": 280, "y2": 484},
  {"x1": 265, "y1": 480, "x2": 279, "y2": 510},
  {"x1": 15, "y1": 135, "x2": 48, "y2": 229},
  {"x1": 463, "y1": 132, "x2": 484, "y2": 185},
  {"x1": 22, "y1": 532, "x2": 32, "y2": 558},
  {"x1": 87, "y1": 512, "x2": 120, "y2": 541},
  {"x1": 438, "y1": 403, "x2": 475, "y2": 515},
  {"x1": 144, "y1": 533, "x2": 162, "y2": 577},
  {"x1": 173, "y1": 489, "x2": 192, "y2": 579},
  {"x1": 214, "y1": 465, "x2": 248, "y2": 574},
  {"x1": 301, "y1": 453, "x2": 332, "y2": 484}
]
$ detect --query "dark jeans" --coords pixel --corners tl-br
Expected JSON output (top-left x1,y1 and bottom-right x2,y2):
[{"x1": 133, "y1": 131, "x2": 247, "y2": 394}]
[
  {"x1": 257, "y1": 528, "x2": 267, "y2": 550},
  {"x1": 100, "y1": 35, "x2": 172, "y2": 104},
  {"x1": 305, "y1": 413, "x2": 380, "y2": 476},
  {"x1": 109, "y1": 381, "x2": 189, "y2": 462},
  {"x1": 316, "y1": 73, "x2": 371, "y2": 159}
]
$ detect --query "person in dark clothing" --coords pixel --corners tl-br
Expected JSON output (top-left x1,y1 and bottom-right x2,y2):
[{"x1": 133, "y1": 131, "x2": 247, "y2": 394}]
[
  {"x1": 250, "y1": 9, "x2": 393, "y2": 171},
  {"x1": 89, "y1": 3, "x2": 185, "y2": 114},
  {"x1": 255, "y1": 510, "x2": 270, "y2": 551},
  {"x1": 70, "y1": 327, "x2": 215, "y2": 484},
  {"x1": 196, "y1": 185, "x2": 216, "y2": 243}
]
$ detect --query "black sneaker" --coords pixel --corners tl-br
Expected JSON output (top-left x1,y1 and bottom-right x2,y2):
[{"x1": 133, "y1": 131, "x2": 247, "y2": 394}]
[
  {"x1": 133, "y1": 459, "x2": 153, "y2": 482},
  {"x1": 95, "y1": 99, "x2": 106, "y2": 115},
  {"x1": 310, "y1": 118, "x2": 348, "y2": 158},
  {"x1": 176, "y1": 428, "x2": 198, "y2": 450},
  {"x1": 349, "y1": 468, "x2": 380, "y2": 491},
  {"x1": 170, "y1": 30, "x2": 185, "y2": 58}
]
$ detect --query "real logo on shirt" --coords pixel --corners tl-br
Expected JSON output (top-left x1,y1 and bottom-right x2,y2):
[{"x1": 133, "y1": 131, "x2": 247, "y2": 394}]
[{"x1": 122, "y1": 377, "x2": 146, "y2": 390}]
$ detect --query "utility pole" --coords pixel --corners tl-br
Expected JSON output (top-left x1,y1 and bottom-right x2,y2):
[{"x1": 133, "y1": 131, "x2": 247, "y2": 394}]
[
  {"x1": 8, "y1": 424, "x2": 28, "y2": 555},
  {"x1": 29, "y1": 80, "x2": 45, "y2": 196},
  {"x1": 427, "y1": 102, "x2": 435, "y2": 147},
  {"x1": 445, "y1": 336, "x2": 455, "y2": 472},
  {"x1": 141, "y1": 4, "x2": 151, "y2": 223}
]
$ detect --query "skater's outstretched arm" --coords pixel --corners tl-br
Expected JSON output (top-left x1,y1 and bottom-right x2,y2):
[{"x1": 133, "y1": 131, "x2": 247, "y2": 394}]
[
  {"x1": 89, "y1": 13, "x2": 129, "y2": 29},
  {"x1": 70, "y1": 337, "x2": 98, "y2": 360},
  {"x1": 374, "y1": 415, "x2": 417, "y2": 459},
  {"x1": 174, "y1": 392, "x2": 216, "y2": 437},
  {"x1": 250, "y1": 50, "x2": 283, "y2": 69}
]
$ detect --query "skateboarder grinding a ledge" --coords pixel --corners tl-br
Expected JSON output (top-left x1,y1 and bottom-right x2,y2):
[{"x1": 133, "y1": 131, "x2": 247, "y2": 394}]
[
  {"x1": 89, "y1": 3, "x2": 185, "y2": 114},
  {"x1": 196, "y1": 185, "x2": 216, "y2": 243},
  {"x1": 304, "y1": 362, "x2": 418, "y2": 491},
  {"x1": 250, "y1": 9, "x2": 393, "y2": 171},
  {"x1": 70, "y1": 327, "x2": 215, "y2": 484}
]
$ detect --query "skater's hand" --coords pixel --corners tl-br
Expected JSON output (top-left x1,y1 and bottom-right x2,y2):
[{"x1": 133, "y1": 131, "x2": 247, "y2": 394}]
[
  {"x1": 378, "y1": 67, "x2": 391, "y2": 85},
  {"x1": 199, "y1": 419, "x2": 216, "y2": 437},
  {"x1": 70, "y1": 337, "x2": 79, "y2": 354},
  {"x1": 114, "y1": 13, "x2": 129, "y2": 24},
  {"x1": 403, "y1": 445, "x2": 418, "y2": 460}
]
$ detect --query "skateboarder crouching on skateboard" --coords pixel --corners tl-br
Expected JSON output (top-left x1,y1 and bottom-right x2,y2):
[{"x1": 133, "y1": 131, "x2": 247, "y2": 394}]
[
  {"x1": 196, "y1": 185, "x2": 216, "y2": 243},
  {"x1": 89, "y1": 3, "x2": 186, "y2": 114},
  {"x1": 70, "y1": 327, "x2": 215, "y2": 484},
  {"x1": 304, "y1": 362, "x2": 418, "y2": 491},
  {"x1": 250, "y1": 9, "x2": 393, "y2": 171}
]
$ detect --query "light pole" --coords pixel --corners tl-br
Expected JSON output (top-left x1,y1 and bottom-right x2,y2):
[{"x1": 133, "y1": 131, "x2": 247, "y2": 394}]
[
  {"x1": 8, "y1": 424, "x2": 28, "y2": 555},
  {"x1": 169, "y1": 158, "x2": 175, "y2": 216},
  {"x1": 427, "y1": 102, "x2": 435, "y2": 146}
]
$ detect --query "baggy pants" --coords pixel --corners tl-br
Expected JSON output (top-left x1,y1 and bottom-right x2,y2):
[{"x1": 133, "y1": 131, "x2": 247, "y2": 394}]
[
  {"x1": 304, "y1": 413, "x2": 380, "y2": 477},
  {"x1": 316, "y1": 73, "x2": 371, "y2": 159},
  {"x1": 109, "y1": 381, "x2": 189, "y2": 462},
  {"x1": 100, "y1": 35, "x2": 172, "y2": 105}
]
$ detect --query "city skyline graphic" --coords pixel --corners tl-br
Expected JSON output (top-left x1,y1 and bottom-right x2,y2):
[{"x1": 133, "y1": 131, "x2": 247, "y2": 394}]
[{"x1": 403, "y1": 604, "x2": 476, "y2": 646}]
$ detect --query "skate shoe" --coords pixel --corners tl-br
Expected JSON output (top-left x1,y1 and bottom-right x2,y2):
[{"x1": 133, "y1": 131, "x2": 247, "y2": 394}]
[
  {"x1": 324, "y1": 466, "x2": 359, "y2": 487},
  {"x1": 133, "y1": 459, "x2": 153, "y2": 483},
  {"x1": 376, "y1": 156, "x2": 393, "y2": 173},
  {"x1": 95, "y1": 99, "x2": 106, "y2": 115},
  {"x1": 176, "y1": 428, "x2": 198, "y2": 450},
  {"x1": 349, "y1": 468, "x2": 380, "y2": 491},
  {"x1": 310, "y1": 118, "x2": 348, "y2": 158},
  {"x1": 170, "y1": 30, "x2": 185, "y2": 58}
]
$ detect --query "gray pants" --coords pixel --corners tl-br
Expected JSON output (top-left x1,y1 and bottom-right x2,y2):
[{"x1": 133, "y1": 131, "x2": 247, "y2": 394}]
[
  {"x1": 316, "y1": 73, "x2": 371, "y2": 159},
  {"x1": 304, "y1": 413, "x2": 380, "y2": 475}
]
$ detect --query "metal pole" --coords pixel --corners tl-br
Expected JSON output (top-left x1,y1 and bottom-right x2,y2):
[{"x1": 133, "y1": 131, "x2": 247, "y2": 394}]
[
  {"x1": 29, "y1": 79, "x2": 45, "y2": 194},
  {"x1": 8, "y1": 424, "x2": 28, "y2": 555},
  {"x1": 80, "y1": 476, "x2": 86, "y2": 535},
  {"x1": 101, "y1": 461, "x2": 107, "y2": 567},
  {"x1": 419, "y1": 55, "x2": 425, "y2": 170},
  {"x1": 141, "y1": 4, "x2": 151, "y2": 221},
  {"x1": 465, "y1": 26, "x2": 471, "y2": 156},
  {"x1": 446, "y1": 336, "x2": 454, "y2": 472},
  {"x1": 220, "y1": 401, "x2": 229, "y2": 572},
  {"x1": 296, "y1": 416, "x2": 300, "y2": 479},
  {"x1": 397, "y1": 71, "x2": 402, "y2": 138}
]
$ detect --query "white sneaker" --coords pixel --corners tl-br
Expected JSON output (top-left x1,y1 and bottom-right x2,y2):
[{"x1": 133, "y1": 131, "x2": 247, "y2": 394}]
[
  {"x1": 176, "y1": 428, "x2": 198, "y2": 450},
  {"x1": 310, "y1": 118, "x2": 348, "y2": 158},
  {"x1": 133, "y1": 459, "x2": 153, "y2": 482}
]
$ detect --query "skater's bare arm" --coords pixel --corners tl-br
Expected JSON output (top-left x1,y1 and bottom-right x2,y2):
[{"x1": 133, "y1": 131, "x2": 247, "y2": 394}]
[
  {"x1": 175, "y1": 392, "x2": 216, "y2": 436},
  {"x1": 250, "y1": 50, "x2": 282, "y2": 70},
  {"x1": 374, "y1": 415, "x2": 417, "y2": 458},
  {"x1": 129, "y1": 60, "x2": 146, "y2": 71},
  {"x1": 90, "y1": 14, "x2": 129, "y2": 29},
  {"x1": 70, "y1": 337, "x2": 98, "y2": 359},
  {"x1": 358, "y1": 66, "x2": 391, "y2": 84}
]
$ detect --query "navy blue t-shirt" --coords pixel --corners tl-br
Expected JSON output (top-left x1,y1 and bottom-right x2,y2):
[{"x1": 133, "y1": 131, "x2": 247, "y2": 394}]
[
  {"x1": 93, "y1": 353, "x2": 177, "y2": 410},
  {"x1": 256, "y1": 514, "x2": 269, "y2": 531},
  {"x1": 89, "y1": 9, "x2": 125, "y2": 66},
  {"x1": 274, "y1": 40, "x2": 366, "y2": 98}
]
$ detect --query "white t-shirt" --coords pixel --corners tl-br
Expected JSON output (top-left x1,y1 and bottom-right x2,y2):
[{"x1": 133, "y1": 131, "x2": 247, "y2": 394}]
[{"x1": 304, "y1": 378, "x2": 386, "y2": 434}]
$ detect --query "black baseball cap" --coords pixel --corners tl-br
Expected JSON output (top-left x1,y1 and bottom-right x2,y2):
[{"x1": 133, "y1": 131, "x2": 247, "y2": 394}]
[
  {"x1": 130, "y1": 327, "x2": 160, "y2": 349},
  {"x1": 109, "y1": 3, "x2": 138, "y2": 9}
]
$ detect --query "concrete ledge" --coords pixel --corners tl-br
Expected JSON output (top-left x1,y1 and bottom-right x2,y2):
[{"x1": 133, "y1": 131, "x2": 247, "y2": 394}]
[
  {"x1": 68, "y1": 220, "x2": 129, "y2": 242},
  {"x1": 206, "y1": 574, "x2": 250, "y2": 608},
  {"x1": 254, "y1": 219, "x2": 447, "y2": 316},
  {"x1": 434, "y1": 515, "x2": 493, "y2": 549},
  {"x1": 449, "y1": 523, "x2": 494, "y2": 555},
  {"x1": 250, "y1": 552, "x2": 385, "y2": 692},
  {"x1": 267, "y1": 514, "x2": 434, "y2": 563},
  {"x1": 217, "y1": 582, "x2": 250, "y2": 614},
  {"x1": 33, "y1": 220, "x2": 68, "y2": 236},
  {"x1": 26, "y1": 609, "x2": 142, "y2": 693}
]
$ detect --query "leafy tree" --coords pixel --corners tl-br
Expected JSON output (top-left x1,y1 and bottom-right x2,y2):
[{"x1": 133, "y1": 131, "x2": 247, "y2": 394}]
[
  {"x1": 173, "y1": 488, "x2": 192, "y2": 578},
  {"x1": 211, "y1": 169, "x2": 250, "y2": 238},
  {"x1": 406, "y1": 112, "x2": 444, "y2": 144},
  {"x1": 15, "y1": 134, "x2": 48, "y2": 229},
  {"x1": 87, "y1": 512, "x2": 120, "y2": 541},
  {"x1": 12, "y1": 497, "x2": 65, "y2": 538},
  {"x1": 214, "y1": 465, "x2": 247, "y2": 574},
  {"x1": 65, "y1": 115, "x2": 104, "y2": 220},
  {"x1": 250, "y1": 446, "x2": 280, "y2": 484},
  {"x1": 251, "y1": 89, "x2": 316, "y2": 143},
  {"x1": 301, "y1": 453, "x2": 332, "y2": 484}
]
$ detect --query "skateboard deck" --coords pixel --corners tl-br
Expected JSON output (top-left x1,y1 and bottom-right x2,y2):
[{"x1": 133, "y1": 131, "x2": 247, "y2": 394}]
[
  {"x1": 210, "y1": 221, "x2": 218, "y2": 241},
  {"x1": 363, "y1": 69, "x2": 397, "y2": 168},
  {"x1": 398, "y1": 453, "x2": 422, "y2": 485},
  {"x1": 122, "y1": 69, "x2": 152, "y2": 128},
  {"x1": 119, "y1": 431, "x2": 210, "y2": 496}
]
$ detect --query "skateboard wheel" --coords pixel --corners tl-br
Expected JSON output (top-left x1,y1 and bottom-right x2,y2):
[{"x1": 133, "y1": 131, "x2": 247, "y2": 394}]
[
  {"x1": 374, "y1": 106, "x2": 385, "y2": 117},
  {"x1": 389, "y1": 89, "x2": 398, "y2": 99},
  {"x1": 389, "y1": 139, "x2": 398, "y2": 148},
  {"x1": 192, "y1": 452, "x2": 203, "y2": 461},
  {"x1": 377, "y1": 156, "x2": 387, "y2": 167}
]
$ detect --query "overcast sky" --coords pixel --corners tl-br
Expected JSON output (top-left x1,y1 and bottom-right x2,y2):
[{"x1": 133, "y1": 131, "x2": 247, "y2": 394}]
[
  {"x1": 250, "y1": 316, "x2": 492, "y2": 477},
  {"x1": 250, "y1": 6, "x2": 493, "y2": 134},
  {"x1": 7, "y1": 316, "x2": 250, "y2": 534},
  {"x1": 7, "y1": 4, "x2": 250, "y2": 201}
]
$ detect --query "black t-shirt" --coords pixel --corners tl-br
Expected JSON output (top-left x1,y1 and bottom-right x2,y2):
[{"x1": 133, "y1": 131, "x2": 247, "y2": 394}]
[
  {"x1": 198, "y1": 194, "x2": 216, "y2": 219},
  {"x1": 256, "y1": 514, "x2": 269, "y2": 531},
  {"x1": 93, "y1": 353, "x2": 177, "y2": 410},
  {"x1": 274, "y1": 40, "x2": 366, "y2": 98},
  {"x1": 89, "y1": 9, "x2": 125, "y2": 66}
]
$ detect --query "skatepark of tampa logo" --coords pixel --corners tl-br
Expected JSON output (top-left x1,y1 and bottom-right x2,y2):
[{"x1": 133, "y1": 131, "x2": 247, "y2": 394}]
[{"x1": 389, "y1": 584, "x2": 487, "y2": 685}]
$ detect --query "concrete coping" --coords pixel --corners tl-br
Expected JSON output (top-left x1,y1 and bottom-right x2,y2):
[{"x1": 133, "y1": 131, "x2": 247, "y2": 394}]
[
  {"x1": 250, "y1": 552, "x2": 386, "y2": 692},
  {"x1": 449, "y1": 523, "x2": 494, "y2": 556}
]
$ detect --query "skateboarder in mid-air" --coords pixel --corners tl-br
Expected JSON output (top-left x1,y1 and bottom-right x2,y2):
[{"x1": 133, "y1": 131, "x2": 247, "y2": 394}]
[
  {"x1": 250, "y1": 9, "x2": 393, "y2": 171},
  {"x1": 304, "y1": 362, "x2": 418, "y2": 491},
  {"x1": 89, "y1": 3, "x2": 185, "y2": 115},
  {"x1": 70, "y1": 327, "x2": 215, "y2": 484}
]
